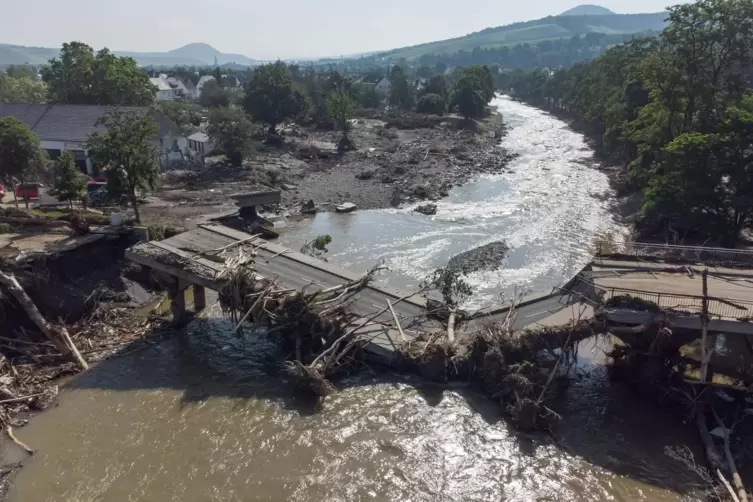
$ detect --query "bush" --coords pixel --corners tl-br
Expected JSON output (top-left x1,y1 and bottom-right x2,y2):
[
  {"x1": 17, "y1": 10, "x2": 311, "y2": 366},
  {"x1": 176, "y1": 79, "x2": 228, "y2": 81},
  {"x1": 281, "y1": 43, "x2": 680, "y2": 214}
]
[
  {"x1": 416, "y1": 93, "x2": 446, "y2": 116},
  {"x1": 0, "y1": 223, "x2": 13, "y2": 234}
]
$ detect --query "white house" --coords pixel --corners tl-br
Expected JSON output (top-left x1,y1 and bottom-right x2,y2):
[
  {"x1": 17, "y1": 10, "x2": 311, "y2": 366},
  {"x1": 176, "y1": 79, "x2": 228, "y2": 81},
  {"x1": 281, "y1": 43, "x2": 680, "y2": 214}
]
[
  {"x1": 187, "y1": 132, "x2": 215, "y2": 156},
  {"x1": 0, "y1": 104, "x2": 187, "y2": 174},
  {"x1": 150, "y1": 77, "x2": 176, "y2": 101},
  {"x1": 166, "y1": 77, "x2": 196, "y2": 100},
  {"x1": 196, "y1": 76, "x2": 216, "y2": 99},
  {"x1": 375, "y1": 77, "x2": 391, "y2": 94}
]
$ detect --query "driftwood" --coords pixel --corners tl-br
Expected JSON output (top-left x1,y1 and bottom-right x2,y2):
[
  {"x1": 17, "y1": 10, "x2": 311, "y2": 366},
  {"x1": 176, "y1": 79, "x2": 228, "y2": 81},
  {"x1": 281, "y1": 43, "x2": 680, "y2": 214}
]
[
  {"x1": 6, "y1": 425, "x2": 33, "y2": 455},
  {"x1": 387, "y1": 300, "x2": 407, "y2": 342},
  {"x1": 0, "y1": 270, "x2": 88, "y2": 370}
]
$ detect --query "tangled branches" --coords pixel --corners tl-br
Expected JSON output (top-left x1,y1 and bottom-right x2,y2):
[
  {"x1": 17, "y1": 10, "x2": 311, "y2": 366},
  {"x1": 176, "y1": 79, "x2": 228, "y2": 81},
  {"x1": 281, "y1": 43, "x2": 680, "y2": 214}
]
[
  {"x1": 399, "y1": 315, "x2": 607, "y2": 431},
  {"x1": 217, "y1": 255, "x2": 391, "y2": 398}
]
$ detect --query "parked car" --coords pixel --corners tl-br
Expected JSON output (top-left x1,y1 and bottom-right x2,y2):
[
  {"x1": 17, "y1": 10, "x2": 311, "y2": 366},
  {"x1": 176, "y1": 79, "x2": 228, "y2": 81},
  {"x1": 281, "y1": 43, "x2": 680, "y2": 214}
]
[
  {"x1": 0, "y1": 184, "x2": 5, "y2": 199},
  {"x1": 15, "y1": 183, "x2": 42, "y2": 201}
]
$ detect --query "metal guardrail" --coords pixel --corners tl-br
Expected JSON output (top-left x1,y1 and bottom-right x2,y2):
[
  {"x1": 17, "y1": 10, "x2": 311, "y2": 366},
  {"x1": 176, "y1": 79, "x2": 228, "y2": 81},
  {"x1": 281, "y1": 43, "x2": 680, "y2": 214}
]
[
  {"x1": 603, "y1": 287, "x2": 753, "y2": 320},
  {"x1": 566, "y1": 276, "x2": 753, "y2": 320},
  {"x1": 596, "y1": 241, "x2": 753, "y2": 267}
]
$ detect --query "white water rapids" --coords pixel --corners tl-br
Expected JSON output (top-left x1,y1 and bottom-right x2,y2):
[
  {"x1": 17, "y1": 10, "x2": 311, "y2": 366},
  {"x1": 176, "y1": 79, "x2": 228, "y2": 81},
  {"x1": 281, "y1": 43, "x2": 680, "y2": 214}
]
[{"x1": 280, "y1": 95, "x2": 627, "y2": 308}]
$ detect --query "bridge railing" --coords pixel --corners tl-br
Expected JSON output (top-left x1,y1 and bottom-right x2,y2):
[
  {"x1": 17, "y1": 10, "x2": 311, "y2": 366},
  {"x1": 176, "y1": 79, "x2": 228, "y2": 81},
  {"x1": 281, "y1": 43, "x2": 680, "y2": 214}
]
[
  {"x1": 566, "y1": 276, "x2": 753, "y2": 320},
  {"x1": 604, "y1": 286, "x2": 753, "y2": 320},
  {"x1": 595, "y1": 241, "x2": 753, "y2": 267}
]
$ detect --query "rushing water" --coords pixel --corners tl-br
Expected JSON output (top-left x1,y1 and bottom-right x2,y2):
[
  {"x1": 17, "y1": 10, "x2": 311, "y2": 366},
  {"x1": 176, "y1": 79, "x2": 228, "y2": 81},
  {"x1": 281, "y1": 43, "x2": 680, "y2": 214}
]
[
  {"x1": 279, "y1": 95, "x2": 627, "y2": 308},
  {"x1": 1, "y1": 98, "x2": 703, "y2": 501}
]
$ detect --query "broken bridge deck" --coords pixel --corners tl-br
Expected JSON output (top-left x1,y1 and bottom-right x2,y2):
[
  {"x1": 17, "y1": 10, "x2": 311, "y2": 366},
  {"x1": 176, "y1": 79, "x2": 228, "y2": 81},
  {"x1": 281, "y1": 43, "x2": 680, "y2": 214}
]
[{"x1": 126, "y1": 224, "x2": 439, "y2": 360}]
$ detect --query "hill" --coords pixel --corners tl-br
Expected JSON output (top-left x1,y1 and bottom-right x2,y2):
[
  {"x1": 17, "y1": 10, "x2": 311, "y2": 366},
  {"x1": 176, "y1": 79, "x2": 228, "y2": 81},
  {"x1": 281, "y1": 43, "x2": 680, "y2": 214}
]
[
  {"x1": 378, "y1": 11, "x2": 667, "y2": 61},
  {"x1": 0, "y1": 42, "x2": 257, "y2": 68},
  {"x1": 561, "y1": 4, "x2": 615, "y2": 16}
]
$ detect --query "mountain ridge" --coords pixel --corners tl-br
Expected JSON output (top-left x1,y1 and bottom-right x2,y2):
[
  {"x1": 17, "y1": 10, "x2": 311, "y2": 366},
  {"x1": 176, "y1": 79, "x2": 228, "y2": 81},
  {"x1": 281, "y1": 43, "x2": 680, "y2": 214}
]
[
  {"x1": 561, "y1": 4, "x2": 616, "y2": 16},
  {"x1": 0, "y1": 42, "x2": 257, "y2": 68},
  {"x1": 376, "y1": 10, "x2": 667, "y2": 61}
]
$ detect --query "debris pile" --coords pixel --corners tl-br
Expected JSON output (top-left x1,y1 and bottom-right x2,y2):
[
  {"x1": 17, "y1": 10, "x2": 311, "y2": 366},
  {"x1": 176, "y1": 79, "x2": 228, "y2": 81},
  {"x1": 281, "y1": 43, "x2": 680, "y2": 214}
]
[
  {"x1": 399, "y1": 312, "x2": 606, "y2": 430},
  {"x1": 215, "y1": 243, "x2": 392, "y2": 397}
]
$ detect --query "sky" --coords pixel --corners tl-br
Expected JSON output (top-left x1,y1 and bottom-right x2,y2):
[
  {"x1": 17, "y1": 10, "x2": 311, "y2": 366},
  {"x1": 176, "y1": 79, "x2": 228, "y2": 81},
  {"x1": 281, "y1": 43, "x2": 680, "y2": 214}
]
[{"x1": 2, "y1": 0, "x2": 676, "y2": 60}]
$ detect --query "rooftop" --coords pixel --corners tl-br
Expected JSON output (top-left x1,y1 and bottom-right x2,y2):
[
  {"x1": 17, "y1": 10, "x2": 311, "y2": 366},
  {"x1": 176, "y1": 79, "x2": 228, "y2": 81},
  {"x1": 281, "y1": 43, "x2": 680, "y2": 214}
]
[{"x1": 0, "y1": 104, "x2": 182, "y2": 143}]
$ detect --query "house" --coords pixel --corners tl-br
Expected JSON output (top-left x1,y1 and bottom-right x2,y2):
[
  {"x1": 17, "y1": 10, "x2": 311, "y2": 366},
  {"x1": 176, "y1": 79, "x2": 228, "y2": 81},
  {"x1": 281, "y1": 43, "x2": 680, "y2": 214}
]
[
  {"x1": 413, "y1": 77, "x2": 428, "y2": 91},
  {"x1": 196, "y1": 76, "x2": 215, "y2": 99},
  {"x1": 374, "y1": 77, "x2": 391, "y2": 95},
  {"x1": 0, "y1": 103, "x2": 187, "y2": 174},
  {"x1": 166, "y1": 77, "x2": 196, "y2": 100},
  {"x1": 187, "y1": 132, "x2": 215, "y2": 156},
  {"x1": 150, "y1": 78, "x2": 176, "y2": 101}
]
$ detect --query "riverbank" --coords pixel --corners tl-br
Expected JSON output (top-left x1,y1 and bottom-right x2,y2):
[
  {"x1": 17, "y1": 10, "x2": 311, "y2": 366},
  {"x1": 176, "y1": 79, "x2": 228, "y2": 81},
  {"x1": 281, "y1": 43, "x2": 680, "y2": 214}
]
[{"x1": 140, "y1": 110, "x2": 513, "y2": 228}]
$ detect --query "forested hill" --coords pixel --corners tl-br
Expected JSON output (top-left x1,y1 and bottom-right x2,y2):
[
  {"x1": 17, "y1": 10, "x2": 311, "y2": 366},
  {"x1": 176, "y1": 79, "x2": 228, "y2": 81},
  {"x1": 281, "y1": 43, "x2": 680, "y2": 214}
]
[
  {"x1": 375, "y1": 10, "x2": 667, "y2": 62},
  {"x1": 503, "y1": 0, "x2": 753, "y2": 247}
]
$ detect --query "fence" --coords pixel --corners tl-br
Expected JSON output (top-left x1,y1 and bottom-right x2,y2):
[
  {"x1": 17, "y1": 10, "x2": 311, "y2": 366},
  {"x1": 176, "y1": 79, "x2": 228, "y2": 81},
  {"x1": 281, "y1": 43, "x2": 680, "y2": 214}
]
[
  {"x1": 596, "y1": 241, "x2": 753, "y2": 267},
  {"x1": 605, "y1": 287, "x2": 753, "y2": 320}
]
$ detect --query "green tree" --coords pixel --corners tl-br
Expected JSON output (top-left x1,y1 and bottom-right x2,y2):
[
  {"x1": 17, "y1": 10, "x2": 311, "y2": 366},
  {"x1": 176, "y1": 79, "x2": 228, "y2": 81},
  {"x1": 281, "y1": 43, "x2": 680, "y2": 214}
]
[
  {"x1": 450, "y1": 74, "x2": 487, "y2": 120},
  {"x1": 325, "y1": 91, "x2": 356, "y2": 149},
  {"x1": 0, "y1": 75, "x2": 48, "y2": 103},
  {"x1": 5, "y1": 66, "x2": 38, "y2": 80},
  {"x1": 49, "y1": 150, "x2": 88, "y2": 208},
  {"x1": 207, "y1": 107, "x2": 256, "y2": 167},
  {"x1": 0, "y1": 117, "x2": 45, "y2": 209},
  {"x1": 351, "y1": 82, "x2": 382, "y2": 108},
  {"x1": 155, "y1": 101, "x2": 203, "y2": 136},
  {"x1": 423, "y1": 74, "x2": 448, "y2": 100},
  {"x1": 87, "y1": 110, "x2": 159, "y2": 223},
  {"x1": 41, "y1": 42, "x2": 154, "y2": 105},
  {"x1": 199, "y1": 79, "x2": 231, "y2": 108},
  {"x1": 416, "y1": 93, "x2": 446, "y2": 115},
  {"x1": 388, "y1": 65, "x2": 415, "y2": 110},
  {"x1": 243, "y1": 61, "x2": 308, "y2": 134}
]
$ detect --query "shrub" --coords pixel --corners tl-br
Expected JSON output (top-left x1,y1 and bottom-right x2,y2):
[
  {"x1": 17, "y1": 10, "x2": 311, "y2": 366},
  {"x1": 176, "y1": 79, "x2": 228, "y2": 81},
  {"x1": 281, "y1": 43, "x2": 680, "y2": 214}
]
[
  {"x1": 416, "y1": 93, "x2": 446, "y2": 116},
  {"x1": 0, "y1": 223, "x2": 13, "y2": 234}
]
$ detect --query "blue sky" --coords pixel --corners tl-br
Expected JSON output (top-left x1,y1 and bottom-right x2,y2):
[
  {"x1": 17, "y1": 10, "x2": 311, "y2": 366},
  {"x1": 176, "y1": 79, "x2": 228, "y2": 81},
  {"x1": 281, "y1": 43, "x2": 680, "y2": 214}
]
[{"x1": 3, "y1": 0, "x2": 677, "y2": 59}]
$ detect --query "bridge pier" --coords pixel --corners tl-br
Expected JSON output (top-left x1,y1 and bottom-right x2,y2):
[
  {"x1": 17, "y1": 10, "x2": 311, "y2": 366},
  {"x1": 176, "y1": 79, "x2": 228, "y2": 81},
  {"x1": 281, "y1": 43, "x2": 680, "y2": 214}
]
[
  {"x1": 169, "y1": 281, "x2": 188, "y2": 324},
  {"x1": 194, "y1": 285, "x2": 206, "y2": 313}
]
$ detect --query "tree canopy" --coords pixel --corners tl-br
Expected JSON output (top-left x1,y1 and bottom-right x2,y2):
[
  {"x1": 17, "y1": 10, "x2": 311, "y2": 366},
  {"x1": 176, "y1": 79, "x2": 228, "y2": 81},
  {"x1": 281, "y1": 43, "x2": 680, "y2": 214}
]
[
  {"x1": 155, "y1": 101, "x2": 203, "y2": 136},
  {"x1": 416, "y1": 93, "x2": 446, "y2": 116},
  {"x1": 508, "y1": 0, "x2": 753, "y2": 245},
  {"x1": 41, "y1": 42, "x2": 154, "y2": 106},
  {"x1": 199, "y1": 79, "x2": 232, "y2": 108},
  {"x1": 388, "y1": 65, "x2": 415, "y2": 110},
  {"x1": 243, "y1": 61, "x2": 308, "y2": 134},
  {"x1": 207, "y1": 107, "x2": 256, "y2": 167},
  {"x1": 87, "y1": 110, "x2": 159, "y2": 223},
  {"x1": 450, "y1": 73, "x2": 488, "y2": 120},
  {"x1": 49, "y1": 150, "x2": 88, "y2": 208},
  {"x1": 0, "y1": 74, "x2": 47, "y2": 103}
]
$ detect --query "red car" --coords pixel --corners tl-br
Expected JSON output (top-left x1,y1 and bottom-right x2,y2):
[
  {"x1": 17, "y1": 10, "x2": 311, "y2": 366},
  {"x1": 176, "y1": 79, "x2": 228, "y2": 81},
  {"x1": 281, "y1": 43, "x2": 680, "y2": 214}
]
[
  {"x1": 15, "y1": 183, "x2": 41, "y2": 201},
  {"x1": 0, "y1": 184, "x2": 5, "y2": 199}
]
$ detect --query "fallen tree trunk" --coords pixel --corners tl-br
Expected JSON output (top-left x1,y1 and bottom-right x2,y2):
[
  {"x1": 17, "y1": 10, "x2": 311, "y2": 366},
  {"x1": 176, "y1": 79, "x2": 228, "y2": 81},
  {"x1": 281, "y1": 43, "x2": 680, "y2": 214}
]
[{"x1": 0, "y1": 270, "x2": 88, "y2": 370}]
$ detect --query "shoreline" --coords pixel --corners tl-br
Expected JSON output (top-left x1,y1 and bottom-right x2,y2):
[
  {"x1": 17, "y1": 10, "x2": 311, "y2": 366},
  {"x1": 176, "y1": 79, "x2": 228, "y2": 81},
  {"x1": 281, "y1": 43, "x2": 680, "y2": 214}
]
[{"x1": 142, "y1": 111, "x2": 514, "y2": 228}]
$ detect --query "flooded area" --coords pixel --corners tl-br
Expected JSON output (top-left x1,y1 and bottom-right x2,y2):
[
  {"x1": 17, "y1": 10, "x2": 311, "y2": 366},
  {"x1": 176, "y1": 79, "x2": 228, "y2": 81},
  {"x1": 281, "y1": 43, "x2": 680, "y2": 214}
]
[
  {"x1": 0, "y1": 99, "x2": 701, "y2": 501},
  {"x1": 3, "y1": 318, "x2": 700, "y2": 502},
  {"x1": 279, "y1": 95, "x2": 628, "y2": 308}
]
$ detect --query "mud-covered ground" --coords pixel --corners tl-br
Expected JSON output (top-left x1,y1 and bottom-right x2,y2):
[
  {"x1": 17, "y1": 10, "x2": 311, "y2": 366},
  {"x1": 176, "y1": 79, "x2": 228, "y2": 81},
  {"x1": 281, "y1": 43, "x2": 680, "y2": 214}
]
[{"x1": 139, "y1": 113, "x2": 514, "y2": 228}]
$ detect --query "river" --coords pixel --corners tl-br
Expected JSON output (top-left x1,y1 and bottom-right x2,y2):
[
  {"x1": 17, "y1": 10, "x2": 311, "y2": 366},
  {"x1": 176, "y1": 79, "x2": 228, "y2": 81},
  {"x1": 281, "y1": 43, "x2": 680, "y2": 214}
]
[
  {"x1": 278, "y1": 95, "x2": 627, "y2": 308},
  {"x1": 1, "y1": 97, "x2": 703, "y2": 501}
]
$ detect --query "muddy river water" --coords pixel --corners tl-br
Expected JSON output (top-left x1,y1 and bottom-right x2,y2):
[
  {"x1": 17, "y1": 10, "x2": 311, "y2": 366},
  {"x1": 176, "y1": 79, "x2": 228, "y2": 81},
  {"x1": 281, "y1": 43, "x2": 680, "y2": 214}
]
[{"x1": 2, "y1": 97, "x2": 703, "y2": 501}]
